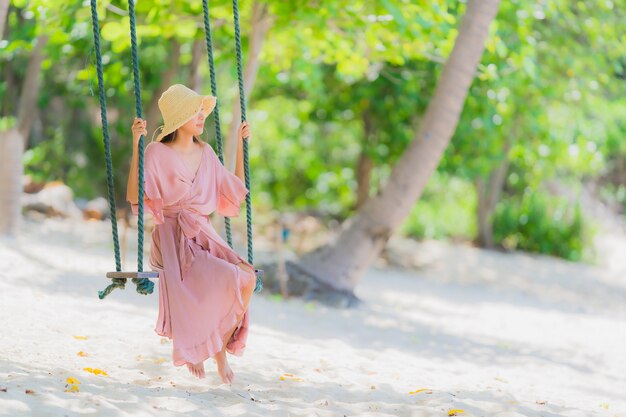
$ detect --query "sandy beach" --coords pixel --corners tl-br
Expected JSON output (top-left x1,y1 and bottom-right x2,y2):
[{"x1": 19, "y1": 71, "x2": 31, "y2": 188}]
[{"x1": 1, "y1": 215, "x2": 625, "y2": 417}]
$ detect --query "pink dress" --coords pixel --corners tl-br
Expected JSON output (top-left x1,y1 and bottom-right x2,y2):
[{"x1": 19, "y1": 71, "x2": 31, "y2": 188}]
[{"x1": 130, "y1": 140, "x2": 255, "y2": 366}]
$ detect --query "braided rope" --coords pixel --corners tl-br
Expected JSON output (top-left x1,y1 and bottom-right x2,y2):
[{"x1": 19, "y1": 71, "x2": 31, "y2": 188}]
[
  {"x1": 90, "y1": 0, "x2": 127, "y2": 299},
  {"x1": 127, "y1": 0, "x2": 154, "y2": 295},
  {"x1": 202, "y1": 0, "x2": 233, "y2": 248},
  {"x1": 232, "y1": 0, "x2": 262, "y2": 292}
]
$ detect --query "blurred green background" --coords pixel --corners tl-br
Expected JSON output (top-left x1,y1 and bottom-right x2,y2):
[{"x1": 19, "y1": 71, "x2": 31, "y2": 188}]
[{"x1": 1, "y1": 0, "x2": 625, "y2": 262}]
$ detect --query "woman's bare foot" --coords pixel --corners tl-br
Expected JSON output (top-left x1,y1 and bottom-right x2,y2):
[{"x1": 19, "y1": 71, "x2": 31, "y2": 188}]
[
  {"x1": 186, "y1": 362, "x2": 205, "y2": 379},
  {"x1": 214, "y1": 350, "x2": 234, "y2": 384}
]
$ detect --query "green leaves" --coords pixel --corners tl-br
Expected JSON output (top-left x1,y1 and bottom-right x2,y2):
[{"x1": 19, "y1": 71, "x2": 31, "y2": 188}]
[
  {"x1": 493, "y1": 191, "x2": 589, "y2": 261},
  {"x1": 2, "y1": 0, "x2": 624, "y2": 262},
  {"x1": 100, "y1": 20, "x2": 128, "y2": 43},
  {"x1": 381, "y1": 0, "x2": 407, "y2": 33}
]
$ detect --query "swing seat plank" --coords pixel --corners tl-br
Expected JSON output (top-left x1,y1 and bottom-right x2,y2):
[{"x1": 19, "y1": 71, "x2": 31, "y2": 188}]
[
  {"x1": 106, "y1": 270, "x2": 261, "y2": 279},
  {"x1": 106, "y1": 271, "x2": 160, "y2": 279}
]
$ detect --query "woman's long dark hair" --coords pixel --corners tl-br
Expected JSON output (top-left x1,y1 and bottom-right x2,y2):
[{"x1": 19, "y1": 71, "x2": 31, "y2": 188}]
[{"x1": 160, "y1": 130, "x2": 202, "y2": 144}]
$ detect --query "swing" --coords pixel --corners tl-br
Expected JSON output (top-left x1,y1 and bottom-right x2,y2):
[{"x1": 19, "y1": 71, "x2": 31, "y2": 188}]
[{"x1": 89, "y1": 0, "x2": 263, "y2": 300}]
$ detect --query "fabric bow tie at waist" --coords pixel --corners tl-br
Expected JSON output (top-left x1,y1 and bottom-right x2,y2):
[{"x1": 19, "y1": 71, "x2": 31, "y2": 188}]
[{"x1": 162, "y1": 204, "x2": 206, "y2": 277}]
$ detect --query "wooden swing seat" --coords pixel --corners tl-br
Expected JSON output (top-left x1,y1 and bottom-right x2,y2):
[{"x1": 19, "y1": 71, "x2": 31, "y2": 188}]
[
  {"x1": 106, "y1": 271, "x2": 160, "y2": 279},
  {"x1": 106, "y1": 270, "x2": 263, "y2": 280}
]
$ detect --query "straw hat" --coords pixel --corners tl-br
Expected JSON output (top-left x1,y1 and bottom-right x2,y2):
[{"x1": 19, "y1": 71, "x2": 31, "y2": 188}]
[{"x1": 151, "y1": 84, "x2": 217, "y2": 142}]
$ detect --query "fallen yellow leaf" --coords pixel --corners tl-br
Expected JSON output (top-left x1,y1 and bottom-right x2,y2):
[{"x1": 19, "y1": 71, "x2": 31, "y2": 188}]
[
  {"x1": 279, "y1": 374, "x2": 303, "y2": 382},
  {"x1": 448, "y1": 410, "x2": 465, "y2": 416},
  {"x1": 83, "y1": 367, "x2": 108, "y2": 376},
  {"x1": 77, "y1": 351, "x2": 87, "y2": 357},
  {"x1": 409, "y1": 388, "x2": 431, "y2": 394},
  {"x1": 73, "y1": 336, "x2": 88, "y2": 340},
  {"x1": 66, "y1": 377, "x2": 80, "y2": 385}
]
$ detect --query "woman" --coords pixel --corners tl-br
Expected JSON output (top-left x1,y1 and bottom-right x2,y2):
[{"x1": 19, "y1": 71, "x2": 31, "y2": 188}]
[{"x1": 126, "y1": 84, "x2": 256, "y2": 385}]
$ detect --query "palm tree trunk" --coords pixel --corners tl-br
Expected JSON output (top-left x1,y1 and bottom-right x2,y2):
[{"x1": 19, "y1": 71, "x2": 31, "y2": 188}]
[{"x1": 294, "y1": 0, "x2": 501, "y2": 304}]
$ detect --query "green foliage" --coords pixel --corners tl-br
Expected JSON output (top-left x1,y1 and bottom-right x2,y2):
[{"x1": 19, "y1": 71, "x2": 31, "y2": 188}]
[
  {"x1": 0, "y1": 117, "x2": 16, "y2": 130},
  {"x1": 599, "y1": 183, "x2": 626, "y2": 219},
  {"x1": 249, "y1": 94, "x2": 359, "y2": 218},
  {"x1": 492, "y1": 191, "x2": 591, "y2": 262},
  {"x1": 401, "y1": 172, "x2": 477, "y2": 241},
  {"x1": 23, "y1": 127, "x2": 67, "y2": 183},
  {"x1": 2, "y1": 0, "x2": 625, "y2": 264}
]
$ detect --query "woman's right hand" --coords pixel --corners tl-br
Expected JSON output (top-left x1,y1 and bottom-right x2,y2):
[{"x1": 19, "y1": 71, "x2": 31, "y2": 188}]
[{"x1": 131, "y1": 117, "x2": 148, "y2": 146}]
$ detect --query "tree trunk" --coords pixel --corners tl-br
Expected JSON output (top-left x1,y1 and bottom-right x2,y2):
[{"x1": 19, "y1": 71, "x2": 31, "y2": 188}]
[
  {"x1": 2, "y1": 63, "x2": 15, "y2": 116},
  {"x1": 476, "y1": 139, "x2": 512, "y2": 248},
  {"x1": 476, "y1": 178, "x2": 494, "y2": 248},
  {"x1": 146, "y1": 39, "x2": 181, "y2": 136},
  {"x1": 356, "y1": 151, "x2": 373, "y2": 209},
  {"x1": 213, "y1": 1, "x2": 272, "y2": 241},
  {"x1": 0, "y1": 0, "x2": 9, "y2": 40},
  {"x1": 189, "y1": 38, "x2": 204, "y2": 92},
  {"x1": 0, "y1": 35, "x2": 48, "y2": 236},
  {"x1": 17, "y1": 34, "x2": 48, "y2": 147},
  {"x1": 356, "y1": 110, "x2": 374, "y2": 209},
  {"x1": 293, "y1": 0, "x2": 501, "y2": 305},
  {"x1": 224, "y1": 0, "x2": 273, "y2": 170},
  {"x1": 0, "y1": 128, "x2": 23, "y2": 236},
  {"x1": 189, "y1": 19, "x2": 228, "y2": 93}
]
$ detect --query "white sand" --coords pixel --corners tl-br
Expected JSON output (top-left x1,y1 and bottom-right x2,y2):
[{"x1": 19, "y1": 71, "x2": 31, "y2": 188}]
[{"x1": 0, "y1": 216, "x2": 625, "y2": 417}]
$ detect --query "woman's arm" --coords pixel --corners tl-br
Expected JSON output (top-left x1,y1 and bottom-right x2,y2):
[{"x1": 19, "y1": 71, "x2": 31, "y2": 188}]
[
  {"x1": 126, "y1": 145, "x2": 139, "y2": 204},
  {"x1": 127, "y1": 118, "x2": 147, "y2": 204},
  {"x1": 235, "y1": 121, "x2": 250, "y2": 183}
]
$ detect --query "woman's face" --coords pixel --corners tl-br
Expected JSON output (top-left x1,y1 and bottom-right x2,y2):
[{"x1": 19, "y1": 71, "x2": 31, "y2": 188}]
[{"x1": 179, "y1": 109, "x2": 206, "y2": 137}]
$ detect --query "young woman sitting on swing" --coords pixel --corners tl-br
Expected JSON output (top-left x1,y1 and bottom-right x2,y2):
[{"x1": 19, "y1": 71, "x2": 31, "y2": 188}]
[{"x1": 126, "y1": 83, "x2": 256, "y2": 384}]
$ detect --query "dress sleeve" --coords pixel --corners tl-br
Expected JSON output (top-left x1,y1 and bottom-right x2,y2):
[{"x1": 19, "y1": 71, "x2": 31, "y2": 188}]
[
  {"x1": 210, "y1": 146, "x2": 249, "y2": 217},
  {"x1": 130, "y1": 143, "x2": 165, "y2": 224}
]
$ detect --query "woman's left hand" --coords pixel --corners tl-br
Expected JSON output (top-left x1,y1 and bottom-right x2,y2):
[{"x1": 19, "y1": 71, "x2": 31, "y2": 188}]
[{"x1": 238, "y1": 121, "x2": 251, "y2": 141}]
